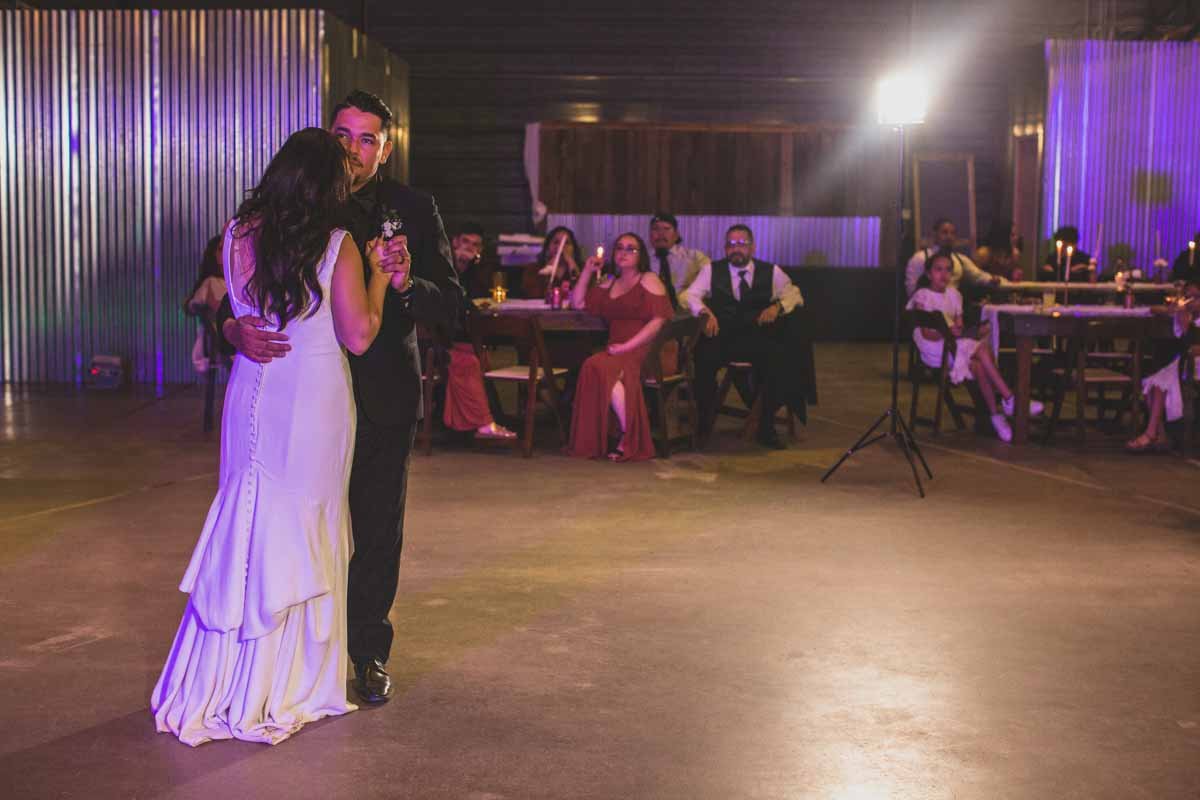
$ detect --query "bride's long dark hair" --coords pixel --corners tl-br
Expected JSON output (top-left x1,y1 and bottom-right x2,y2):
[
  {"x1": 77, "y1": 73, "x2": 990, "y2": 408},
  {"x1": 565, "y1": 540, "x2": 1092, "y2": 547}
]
[{"x1": 233, "y1": 127, "x2": 350, "y2": 329}]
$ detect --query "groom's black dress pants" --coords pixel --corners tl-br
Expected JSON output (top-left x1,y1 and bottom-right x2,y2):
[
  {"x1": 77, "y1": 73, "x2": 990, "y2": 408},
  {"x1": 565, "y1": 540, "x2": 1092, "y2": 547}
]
[{"x1": 347, "y1": 413, "x2": 416, "y2": 667}]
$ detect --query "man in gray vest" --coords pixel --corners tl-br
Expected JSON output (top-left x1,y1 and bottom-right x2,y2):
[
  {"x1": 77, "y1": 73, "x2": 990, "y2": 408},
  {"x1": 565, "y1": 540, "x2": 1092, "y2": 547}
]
[{"x1": 680, "y1": 224, "x2": 809, "y2": 449}]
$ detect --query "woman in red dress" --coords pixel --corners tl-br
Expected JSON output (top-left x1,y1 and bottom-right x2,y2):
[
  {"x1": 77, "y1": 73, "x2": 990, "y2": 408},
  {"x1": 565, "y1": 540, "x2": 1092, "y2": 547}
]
[{"x1": 567, "y1": 232, "x2": 672, "y2": 461}]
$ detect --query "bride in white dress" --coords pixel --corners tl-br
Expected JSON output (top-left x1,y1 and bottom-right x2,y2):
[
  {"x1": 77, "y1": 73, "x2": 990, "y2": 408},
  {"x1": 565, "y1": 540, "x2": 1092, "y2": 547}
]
[{"x1": 152, "y1": 127, "x2": 392, "y2": 746}]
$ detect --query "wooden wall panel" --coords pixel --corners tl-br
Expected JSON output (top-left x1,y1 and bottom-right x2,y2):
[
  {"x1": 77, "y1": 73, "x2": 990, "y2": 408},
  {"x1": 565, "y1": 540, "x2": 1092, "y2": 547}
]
[
  {"x1": 539, "y1": 124, "x2": 895, "y2": 214},
  {"x1": 534, "y1": 121, "x2": 901, "y2": 264}
]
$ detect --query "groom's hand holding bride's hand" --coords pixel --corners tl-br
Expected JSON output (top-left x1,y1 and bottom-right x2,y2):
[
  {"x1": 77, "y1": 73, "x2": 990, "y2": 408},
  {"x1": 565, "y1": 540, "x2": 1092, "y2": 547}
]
[{"x1": 368, "y1": 234, "x2": 412, "y2": 292}]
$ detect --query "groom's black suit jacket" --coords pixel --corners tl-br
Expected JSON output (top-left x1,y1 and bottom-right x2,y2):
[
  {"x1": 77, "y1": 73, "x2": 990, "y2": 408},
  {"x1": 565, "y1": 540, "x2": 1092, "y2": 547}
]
[
  {"x1": 215, "y1": 174, "x2": 461, "y2": 429},
  {"x1": 341, "y1": 174, "x2": 461, "y2": 428}
]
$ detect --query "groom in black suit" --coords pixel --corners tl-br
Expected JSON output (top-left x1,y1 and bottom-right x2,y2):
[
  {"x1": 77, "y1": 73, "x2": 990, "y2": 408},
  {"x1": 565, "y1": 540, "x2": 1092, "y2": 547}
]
[{"x1": 219, "y1": 90, "x2": 461, "y2": 703}]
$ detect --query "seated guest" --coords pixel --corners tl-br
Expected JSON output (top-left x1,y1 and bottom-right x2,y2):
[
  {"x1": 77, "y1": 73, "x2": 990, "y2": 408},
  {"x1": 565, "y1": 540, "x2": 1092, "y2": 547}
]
[
  {"x1": 183, "y1": 234, "x2": 229, "y2": 374},
  {"x1": 648, "y1": 211, "x2": 710, "y2": 312},
  {"x1": 974, "y1": 218, "x2": 1024, "y2": 282},
  {"x1": 1126, "y1": 281, "x2": 1200, "y2": 453},
  {"x1": 567, "y1": 232, "x2": 672, "y2": 461},
  {"x1": 908, "y1": 249, "x2": 1043, "y2": 443},
  {"x1": 904, "y1": 217, "x2": 999, "y2": 297},
  {"x1": 681, "y1": 224, "x2": 808, "y2": 449},
  {"x1": 444, "y1": 223, "x2": 515, "y2": 440},
  {"x1": 1039, "y1": 225, "x2": 1093, "y2": 281},
  {"x1": 451, "y1": 221, "x2": 495, "y2": 299},
  {"x1": 521, "y1": 225, "x2": 582, "y2": 299},
  {"x1": 184, "y1": 234, "x2": 227, "y2": 315},
  {"x1": 1169, "y1": 230, "x2": 1200, "y2": 283}
]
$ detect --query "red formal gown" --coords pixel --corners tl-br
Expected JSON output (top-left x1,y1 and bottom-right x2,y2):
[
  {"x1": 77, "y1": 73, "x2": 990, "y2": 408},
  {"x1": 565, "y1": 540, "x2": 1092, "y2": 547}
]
[{"x1": 567, "y1": 280, "x2": 673, "y2": 461}]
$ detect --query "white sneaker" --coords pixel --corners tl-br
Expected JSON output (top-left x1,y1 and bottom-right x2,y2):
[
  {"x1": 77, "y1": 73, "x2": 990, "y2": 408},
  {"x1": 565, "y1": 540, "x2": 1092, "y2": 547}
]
[
  {"x1": 1001, "y1": 396, "x2": 1044, "y2": 417},
  {"x1": 991, "y1": 413, "x2": 1013, "y2": 443}
]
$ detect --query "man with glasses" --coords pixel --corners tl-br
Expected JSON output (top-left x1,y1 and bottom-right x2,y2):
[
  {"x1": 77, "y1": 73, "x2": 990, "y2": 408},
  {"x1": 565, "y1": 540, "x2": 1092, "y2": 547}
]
[
  {"x1": 648, "y1": 212, "x2": 710, "y2": 312},
  {"x1": 680, "y1": 224, "x2": 809, "y2": 449}
]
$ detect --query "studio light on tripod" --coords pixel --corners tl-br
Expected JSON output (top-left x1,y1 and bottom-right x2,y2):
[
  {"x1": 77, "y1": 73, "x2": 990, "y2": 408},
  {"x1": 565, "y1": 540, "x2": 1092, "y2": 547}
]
[{"x1": 821, "y1": 66, "x2": 934, "y2": 497}]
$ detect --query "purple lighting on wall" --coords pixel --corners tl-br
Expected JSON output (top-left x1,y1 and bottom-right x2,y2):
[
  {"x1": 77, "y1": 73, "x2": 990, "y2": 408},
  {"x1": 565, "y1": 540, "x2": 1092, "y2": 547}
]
[
  {"x1": 0, "y1": 8, "x2": 324, "y2": 384},
  {"x1": 1043, "y1": 39, "x2": 1200, "y2": 269}
]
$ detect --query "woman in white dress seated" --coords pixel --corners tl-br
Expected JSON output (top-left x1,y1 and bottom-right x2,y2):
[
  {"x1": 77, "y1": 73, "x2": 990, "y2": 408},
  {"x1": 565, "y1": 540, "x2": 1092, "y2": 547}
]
[
  {"x1": 152, "y1": 127, "x2": 392, "y2": 746},
  {"x1": 907, "y1": 249, "x2": 1042, "y2": 443}
]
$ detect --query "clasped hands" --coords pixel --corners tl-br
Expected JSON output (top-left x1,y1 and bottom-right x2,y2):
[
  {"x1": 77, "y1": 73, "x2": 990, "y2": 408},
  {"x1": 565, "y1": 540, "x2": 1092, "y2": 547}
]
[
  {"x1": 699, "y1": 303, "x2": 780, "y2": 338},
  {"x1": 367, "y1": 234, "x2": 412, "y2": 291}
]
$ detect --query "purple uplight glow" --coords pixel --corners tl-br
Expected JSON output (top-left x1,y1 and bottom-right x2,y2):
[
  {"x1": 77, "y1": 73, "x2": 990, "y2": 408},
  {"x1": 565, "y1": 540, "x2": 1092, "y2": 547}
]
[
  {"x1": 0, "y1": 9, "x2": 327, "y2": 384},
  {"x1": 1043, "y1": 40, "x2": 1200, "y2": 268}
]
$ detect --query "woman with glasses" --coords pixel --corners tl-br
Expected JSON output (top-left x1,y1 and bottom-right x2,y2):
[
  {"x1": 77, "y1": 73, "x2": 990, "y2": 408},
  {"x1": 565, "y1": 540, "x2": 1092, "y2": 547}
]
[{"x1": 567, "y1": 232, "x2": 673, "y2": 461}]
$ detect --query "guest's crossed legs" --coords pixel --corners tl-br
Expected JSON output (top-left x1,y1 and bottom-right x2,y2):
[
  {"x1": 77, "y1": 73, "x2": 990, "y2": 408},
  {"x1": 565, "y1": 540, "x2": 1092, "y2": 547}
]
[{"x1": 967, "y1": 344, "x2": 1012, "y2": 415}]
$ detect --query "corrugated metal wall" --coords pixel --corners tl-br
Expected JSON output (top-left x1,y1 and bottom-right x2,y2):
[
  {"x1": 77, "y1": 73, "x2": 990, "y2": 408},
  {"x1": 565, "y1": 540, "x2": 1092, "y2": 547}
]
[
  {"x1": 1044, "y1": 40, "x2": 1200, "y2": 272},
  {"x1": 0, "y1": 9, "x2": 323, "y2": 385}
]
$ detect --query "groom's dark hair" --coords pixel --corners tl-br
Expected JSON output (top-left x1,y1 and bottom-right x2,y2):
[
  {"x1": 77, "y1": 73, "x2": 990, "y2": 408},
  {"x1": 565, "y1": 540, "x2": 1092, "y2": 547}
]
[{"x1": 331, "y1": 90, "x2": 394, "y2": 132}]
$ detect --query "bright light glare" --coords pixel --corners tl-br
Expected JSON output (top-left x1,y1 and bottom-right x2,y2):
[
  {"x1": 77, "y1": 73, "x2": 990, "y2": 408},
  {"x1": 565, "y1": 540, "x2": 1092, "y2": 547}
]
[{"x1": 876, "y1": 71, "x2": 929, "y2": 126}]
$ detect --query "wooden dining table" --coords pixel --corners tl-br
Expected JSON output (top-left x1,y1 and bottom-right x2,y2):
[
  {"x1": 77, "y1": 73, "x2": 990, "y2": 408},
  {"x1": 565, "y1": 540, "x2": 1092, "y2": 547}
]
[
  {"x1": 985, "y1": 281, "x2": 1174, "y2": 305},
  {"x1": 979, "y1": 304, "x2": 1174, "y2": 444},
  {"x1": 472, "y1": 298, "x2": 607, "y2": 332}
]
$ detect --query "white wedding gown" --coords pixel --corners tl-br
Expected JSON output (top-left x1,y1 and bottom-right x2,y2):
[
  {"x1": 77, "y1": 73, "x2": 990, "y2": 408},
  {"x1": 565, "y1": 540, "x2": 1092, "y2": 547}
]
[{"x1": 152, "y1": 225, "x2": 358, "y2": 746}]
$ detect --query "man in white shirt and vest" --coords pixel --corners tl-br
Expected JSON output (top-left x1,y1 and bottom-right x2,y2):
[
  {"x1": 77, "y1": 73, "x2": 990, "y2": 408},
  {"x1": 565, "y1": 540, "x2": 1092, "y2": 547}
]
[
  {"x1": 680, "y1": 223, "x2": 810, "y2": 449},
  {"x1": 648, "y1": 211, "x2": 710, "y2": 312},
  {"x1": 904, "y1": 217, "x2": 1001, "y2": 298}
]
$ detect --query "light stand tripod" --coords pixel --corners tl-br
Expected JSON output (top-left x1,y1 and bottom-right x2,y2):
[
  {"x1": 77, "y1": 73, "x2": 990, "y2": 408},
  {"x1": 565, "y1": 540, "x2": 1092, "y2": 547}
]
[{"x1": 821, "y1": 123, "x2": 932, "y2": 497}]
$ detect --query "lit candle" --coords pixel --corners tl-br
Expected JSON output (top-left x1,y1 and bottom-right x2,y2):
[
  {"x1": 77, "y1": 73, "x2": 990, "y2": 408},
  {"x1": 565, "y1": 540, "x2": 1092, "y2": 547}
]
[
  {"x1": 1190, "y1": 240, "x2": 1196, "y2": 268},
  {"x1": 1065, "y1": 245, "x2": 1074, "y2": 295},
  {"x1": 1055, "y1": 239, "x2": 1064, "y2": 267},
  {"x1": 596, "y1": 245, "x2": 604, "y2": 260}
]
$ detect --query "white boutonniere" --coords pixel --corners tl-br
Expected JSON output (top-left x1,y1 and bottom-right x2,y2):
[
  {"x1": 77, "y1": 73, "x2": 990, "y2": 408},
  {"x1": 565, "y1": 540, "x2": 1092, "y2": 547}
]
[{"x1": 380, "y1": 208, "x2": 404, "y2": 240}]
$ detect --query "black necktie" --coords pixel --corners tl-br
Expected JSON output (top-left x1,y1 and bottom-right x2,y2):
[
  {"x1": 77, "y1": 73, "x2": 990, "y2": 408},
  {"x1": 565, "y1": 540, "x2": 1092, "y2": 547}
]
[
  {"x1": 736, "y1": 268, "x2": 751, "y2": 303},
  {"x1": 657, "y1": 252, "x2": 678, "y2": 308}
]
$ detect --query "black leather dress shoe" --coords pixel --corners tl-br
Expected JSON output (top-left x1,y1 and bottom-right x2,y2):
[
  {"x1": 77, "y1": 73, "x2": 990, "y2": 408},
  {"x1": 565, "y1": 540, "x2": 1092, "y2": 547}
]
[{"x1": 353, "y1": 659, "x2": 393, "y2": 704}]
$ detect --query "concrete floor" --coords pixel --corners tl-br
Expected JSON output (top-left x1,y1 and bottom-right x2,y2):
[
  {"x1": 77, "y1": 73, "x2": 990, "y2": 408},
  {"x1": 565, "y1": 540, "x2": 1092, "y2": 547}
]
[{"x1": 1, "y1": 343, "x2": 1199, "y2": 799}]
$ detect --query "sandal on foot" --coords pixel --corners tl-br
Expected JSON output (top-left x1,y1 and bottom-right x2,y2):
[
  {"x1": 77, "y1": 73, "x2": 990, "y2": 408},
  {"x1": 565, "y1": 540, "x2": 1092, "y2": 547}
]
[
  {"x1": 475, "y1": 422, "x2": 516, "y2": 440},
  {"x1": 1125, "y1": 434, "x2": 1167, "y2": 453}
]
